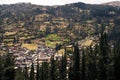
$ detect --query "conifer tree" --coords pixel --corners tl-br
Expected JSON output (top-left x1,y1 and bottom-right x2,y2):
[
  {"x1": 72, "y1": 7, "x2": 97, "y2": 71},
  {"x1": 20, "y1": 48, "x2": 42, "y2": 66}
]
[
  {"x1": 0, "y1": 57, "x2": 2, "y2": 80},
  {"x1": 81, "y1": 50, "x2": 86, "y2": 80},
  {"x1": 0, "y1": 55, "x2": 4, "y2": 80},
  {"x1": 42, "y1": 62, "x2": 49, "y2": 80},
  {"x1": 68, "y1": 65, "x2": 74, "y2": 80},
  {"x1": 3, "y1": 53, "x2": 15, "y2": 80},
  {"x1": 15, "y1": 68, "x2": 24, "y2": 80},
  {"x1": 98, "y1": 32, "x2": 109, "y2": 80},
  {"x1": 87, "y1": 46, "x2": 97, "y2": 80},
  {"x1": 30, "y1": 63, "x2": 35, "y2": 80},
  {"x1": 40, "y1": 63, "x2": 44, "y2": 80},
  {"x1": 24, "y1": 65, "x2": 29, "y2": 80},
  {"x1": 69, "y1": 45, "x2": 80, "y2": 80},
  {"x1": 36, "y1": 62, "x2": 40, "y2": 80},
  {"x1": 99, "y1": 32, "x2": 109, "y2": 65},
  {"x1": 4, "y1": 53, "x2": 15, "y2": 68},
  {"x1": 38, "y1": 64, "x2": 43, "y2": 80},
  {"x1": 60, "y1": 52, "x2": 67, "y2": 80},
  {"x1": 114, "y1": 42, "x2": 120, "y2": 80},
  {"x1": 50, "y1": 55, "x2": 57, "y2": 80},
  {"x1": 4, "y1": 66, "x2": 15, "y2": 80}
]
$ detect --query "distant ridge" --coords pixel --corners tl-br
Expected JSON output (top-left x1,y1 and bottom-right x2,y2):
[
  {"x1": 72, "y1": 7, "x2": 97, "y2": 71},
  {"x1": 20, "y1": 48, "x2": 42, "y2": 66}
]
[{"x1": 102, "y1": 1, "x2": 120, "y2": 7}]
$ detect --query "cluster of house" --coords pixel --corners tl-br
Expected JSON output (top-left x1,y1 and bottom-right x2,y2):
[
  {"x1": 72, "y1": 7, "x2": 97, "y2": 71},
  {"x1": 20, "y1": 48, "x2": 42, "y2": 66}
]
[{"x1": 0, "y1": 43, "x2": 55, "y2": 69}]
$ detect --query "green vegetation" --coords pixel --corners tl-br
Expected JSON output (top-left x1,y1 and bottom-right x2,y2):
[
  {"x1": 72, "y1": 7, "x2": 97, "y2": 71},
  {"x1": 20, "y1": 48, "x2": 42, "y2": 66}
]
[
  {"x1": 0, "y1": 2, "x2": 120, "y2": 44},
  {"x1": 1, "y1": 32, "x2": 120, "y2": 80},
  {"x1": 0, "y1": 52, "x2": 15, "y2": 80},
  {"x1": 46, "y1": 34, "x2": 61, "y2": 41},
  {"x1": 45, "y1": 34, "x2": 70, "y2": 48},
  {"x1": 1, "y1": 2, "x2": 120, "y2": 80}
]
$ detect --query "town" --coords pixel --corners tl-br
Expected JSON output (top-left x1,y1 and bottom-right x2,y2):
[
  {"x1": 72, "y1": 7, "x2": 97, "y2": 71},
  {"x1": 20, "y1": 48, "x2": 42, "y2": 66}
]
[{"x1": 0, "y1": 43, "x2": 57, "y2": 69}]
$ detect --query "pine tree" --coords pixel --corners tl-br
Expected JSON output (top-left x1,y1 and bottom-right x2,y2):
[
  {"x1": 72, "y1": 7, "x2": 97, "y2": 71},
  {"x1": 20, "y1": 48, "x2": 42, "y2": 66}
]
[
  {"x1": 69, "y1": 45, "x2": 80, "y2": 80},
  {"x1": 24, "y1": 65, "x2": 29, "y2": 80},
  {"x1": 81, "y1": 50, "x2": 86, "y2": 80},
  {"x1": 87, "y1": 46, "x2": 97, "y2": 80},
  {"x1": 114, "y1": 42, "x2": 120, "y2": 80},
  {"x1": 0, "y1": 55, "x2": 4, "y2": 80},
  {"x1": 98, "y1": 32, "x2": 109, "y2": 80},
  {"x1": 68, "y1": 65, "x2": 74, "y2": 80},
  {"x1": 15, "y1": 68, "x2": 24, "y2": 80},
  {"x1": 3, "y1": 53, "x2": 15, "y2": 80},
  {"x1": 36, "y1": 62, "x2": 40, "y2": 80},
  {"x1": 50, "y1": 55, "x2": 57, "y2": 80},
  {"x1": 38, "y1": 64, "x2": 43, "y2": 80},
  {"x1": 4, "y1": 66, "x2": 15, "y2": 80},
  {"x1": 4, "y1": 53, "x2": 15, "y2": 68},
  {"x1": 60, "y1": 52, "x2": 67, "y2": 80},
  {"x1": 42, "y1": 62, "x2": 49, "y2": 80},
  {"x1": 30, "y1": 63, "x2": 35, "y2": 80},
  {"x1": 0, "y1": 52, "x2": 15, "y2": 80},
  {"x1": 40, "y1": 63, "x2": 44, "y2": 80},
  {"x1": 98, "y1": 58, "x2": 107, "y2": 80},
  {"x1": 99, "y1": 33, "x2": 109, "y2": 65},
  {"x1": 0, "y1": 56, "x2": 2, "y2": 80}
]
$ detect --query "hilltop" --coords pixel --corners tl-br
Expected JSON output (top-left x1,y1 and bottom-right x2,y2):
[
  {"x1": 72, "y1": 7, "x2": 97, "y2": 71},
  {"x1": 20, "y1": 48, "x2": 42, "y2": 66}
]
[{"x1": 102, "y1": 1, "x2": 120, "y2": 7}]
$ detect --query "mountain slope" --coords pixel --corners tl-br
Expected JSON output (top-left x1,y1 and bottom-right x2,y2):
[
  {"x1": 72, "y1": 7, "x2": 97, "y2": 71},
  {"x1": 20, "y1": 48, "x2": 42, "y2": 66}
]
[
  {"x1": 102, "y1": 1, "x2": 120, "y2": 7},
  {"x1": 0, "y1": 2, "x2": 120, "y2": 41}
]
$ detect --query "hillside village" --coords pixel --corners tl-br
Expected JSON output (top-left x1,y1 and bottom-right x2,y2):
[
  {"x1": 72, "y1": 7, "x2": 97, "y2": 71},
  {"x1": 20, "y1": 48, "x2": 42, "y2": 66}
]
[
  {"x1": 0, "y1": 1, "x2": 120, "y2": 69},
  {"x1": 1, "y1": 1, "x2": 120, "y2": 80}
]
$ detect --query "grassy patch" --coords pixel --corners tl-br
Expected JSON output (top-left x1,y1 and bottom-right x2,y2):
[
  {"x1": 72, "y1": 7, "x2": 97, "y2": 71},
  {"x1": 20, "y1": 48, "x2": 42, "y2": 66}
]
[
  {"x1": 45, "y1": 34, "x2": 70, "y2": 48},
  {"x1": 46, "y1": 34, "x2": 61, "y2": 41},
  {"x1": 21, "y1": 44, "x2": 38, "y2": 50}
]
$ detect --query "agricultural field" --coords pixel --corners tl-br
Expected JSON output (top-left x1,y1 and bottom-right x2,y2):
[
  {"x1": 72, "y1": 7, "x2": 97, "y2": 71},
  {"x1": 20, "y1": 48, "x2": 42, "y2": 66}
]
[
  {"x1": 45, "y1": 34, "x2": 70, "y2": 48},
  {"x1": 21, "y1": 43, "x2": 38, "y2": 50}
]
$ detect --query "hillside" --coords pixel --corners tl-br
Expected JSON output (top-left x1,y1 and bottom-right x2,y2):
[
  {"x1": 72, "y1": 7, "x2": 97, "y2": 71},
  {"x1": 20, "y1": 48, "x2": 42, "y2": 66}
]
[
  {"x1": 1, "y1": 2, "x2": 120, "y2": 80},
  {"x1": 102, "y1": 1, "x2": 120, "y2": 7},
  {"x1": 0, "y1": 2, "x2": 120, "y2": 45}
]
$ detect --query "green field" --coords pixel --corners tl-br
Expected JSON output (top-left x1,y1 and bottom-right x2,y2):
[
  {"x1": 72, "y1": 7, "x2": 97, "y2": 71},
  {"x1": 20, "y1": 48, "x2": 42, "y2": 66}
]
[{"x1": 45, "y1": 34, "x2": 70, "y2": 48}]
